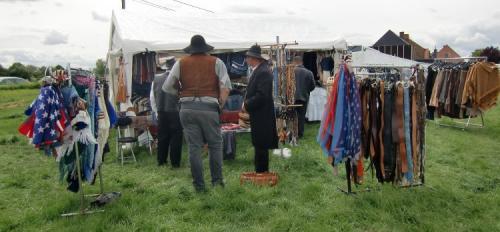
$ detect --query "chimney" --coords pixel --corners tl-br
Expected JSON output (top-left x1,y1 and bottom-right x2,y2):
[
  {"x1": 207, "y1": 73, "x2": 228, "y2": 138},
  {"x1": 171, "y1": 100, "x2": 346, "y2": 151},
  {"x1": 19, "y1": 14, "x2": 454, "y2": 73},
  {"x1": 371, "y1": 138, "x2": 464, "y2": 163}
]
[{"x1": 400, "y1": 31, "x2": 410, "y2": 41}]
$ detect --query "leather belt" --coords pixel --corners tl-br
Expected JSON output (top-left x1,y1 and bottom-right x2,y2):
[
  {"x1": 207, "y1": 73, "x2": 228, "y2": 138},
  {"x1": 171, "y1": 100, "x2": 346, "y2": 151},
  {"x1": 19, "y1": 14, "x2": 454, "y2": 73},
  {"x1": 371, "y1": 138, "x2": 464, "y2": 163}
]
[
  {"x1": 379, "y1": 81, "x2": 385, "y2": 179},
  {"x1": 383, "y1": 83, "x2": 395, "y2": 181},
  {"x1": 411, "y1": 86, "x2": 418, "y2": 177},
  {"x1": 395, "y1": 84, "x2": 408, "y2": 173}
]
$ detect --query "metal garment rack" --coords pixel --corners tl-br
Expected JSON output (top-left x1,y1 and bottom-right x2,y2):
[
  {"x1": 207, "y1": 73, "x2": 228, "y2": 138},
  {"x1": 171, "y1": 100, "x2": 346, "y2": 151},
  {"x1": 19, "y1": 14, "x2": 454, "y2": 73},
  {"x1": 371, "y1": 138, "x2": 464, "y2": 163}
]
[
  {"x1": 432, "y1": 56, "x2": 487, "y2": 130},
  {"x1": 337, "y1": 65, "x2": 425, "y2": 195},
  {"x1": 60, "y1": 64, "x2": 112, "y2": 217}
]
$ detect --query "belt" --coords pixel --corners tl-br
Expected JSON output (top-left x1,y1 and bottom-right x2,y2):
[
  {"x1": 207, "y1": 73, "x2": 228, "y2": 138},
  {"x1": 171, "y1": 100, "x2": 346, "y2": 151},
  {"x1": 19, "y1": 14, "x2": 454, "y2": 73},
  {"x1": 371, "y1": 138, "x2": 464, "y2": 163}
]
[
  {"x1": 383, "y1": 83, "x2": 395, "y2": 181},
  {"x1": 361, "y1": 81, "x2": 370, "y2": 159},
  {"x1": 370, "y1": 82, "x2": 382, "y2": 181},
  {"x1": 395, "y1": 84, "x2": 408, "y2": 174},
  {"x1": 379, "y1": 81, "x2": 385, "y2": 180},
  {"x1": 411, "y1": 85, "x2": 418, "y2": 179},
  {"x1": 403, "y1": 84, "x2": 413, "y2": 181}
]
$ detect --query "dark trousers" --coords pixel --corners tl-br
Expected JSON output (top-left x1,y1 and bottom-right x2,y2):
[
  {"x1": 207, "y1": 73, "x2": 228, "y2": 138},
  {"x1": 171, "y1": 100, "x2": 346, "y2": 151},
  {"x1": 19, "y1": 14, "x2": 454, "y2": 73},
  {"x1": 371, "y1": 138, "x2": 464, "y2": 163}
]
[
  {"x1": 157, "y1": 111, "x2": 183, "y2": 167},
  {"x1": 255, "y1": 147, "x2": 269, "y2": 173},
  {"x1": 295, "y1": 100, "x2": 308, "y2": 138}
]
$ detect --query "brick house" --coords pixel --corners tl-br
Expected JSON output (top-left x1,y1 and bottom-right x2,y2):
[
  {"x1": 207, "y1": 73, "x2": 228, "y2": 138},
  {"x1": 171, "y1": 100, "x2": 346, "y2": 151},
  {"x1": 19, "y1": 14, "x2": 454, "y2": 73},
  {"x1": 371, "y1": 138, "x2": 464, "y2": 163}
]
[
  {"x1": 436, "y1": 45, "x2": 461, "y2": 59},
  {"x1": 372, "y1": 30, "x2": 431, "y2": 61}
]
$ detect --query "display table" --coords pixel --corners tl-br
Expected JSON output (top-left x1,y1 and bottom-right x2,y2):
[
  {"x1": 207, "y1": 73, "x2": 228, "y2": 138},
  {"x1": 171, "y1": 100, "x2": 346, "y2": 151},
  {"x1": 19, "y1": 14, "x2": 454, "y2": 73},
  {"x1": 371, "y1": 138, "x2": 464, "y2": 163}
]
[{"x1": 221, "y1": 124, "x2": 250, "y2": 160}]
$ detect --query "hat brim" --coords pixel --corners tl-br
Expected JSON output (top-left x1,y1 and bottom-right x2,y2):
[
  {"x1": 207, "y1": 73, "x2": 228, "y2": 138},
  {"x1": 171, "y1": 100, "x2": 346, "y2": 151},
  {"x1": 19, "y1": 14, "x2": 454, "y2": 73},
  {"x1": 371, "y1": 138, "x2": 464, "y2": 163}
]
[
  {"x1": 183, "y1": 44, "x2": 214, "y2": 54},
  {"x1": 245, "y1": 51, "x2": 265, "y2": 60}
]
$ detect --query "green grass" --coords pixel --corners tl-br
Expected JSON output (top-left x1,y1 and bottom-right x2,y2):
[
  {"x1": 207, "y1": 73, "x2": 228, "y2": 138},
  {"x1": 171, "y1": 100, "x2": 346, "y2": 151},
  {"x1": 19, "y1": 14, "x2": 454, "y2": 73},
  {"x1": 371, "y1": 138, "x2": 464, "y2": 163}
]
[
  {"x1": 0, "y1": 89, "x2": 499, "y2": 231},
  {"x1": 0, "y1": 82, "x2": 41, "y2": 91}
]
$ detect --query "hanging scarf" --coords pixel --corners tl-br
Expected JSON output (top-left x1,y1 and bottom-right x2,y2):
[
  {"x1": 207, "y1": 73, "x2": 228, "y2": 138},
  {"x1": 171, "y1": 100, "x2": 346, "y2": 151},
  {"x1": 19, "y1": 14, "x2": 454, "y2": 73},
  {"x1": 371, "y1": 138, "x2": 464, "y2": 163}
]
[
  {"x1": 318, "y1": 64, "x2": 362, "y2": 165},
  {"x1": 19, "y1": 85, "x2": 67, "y2": 150}
]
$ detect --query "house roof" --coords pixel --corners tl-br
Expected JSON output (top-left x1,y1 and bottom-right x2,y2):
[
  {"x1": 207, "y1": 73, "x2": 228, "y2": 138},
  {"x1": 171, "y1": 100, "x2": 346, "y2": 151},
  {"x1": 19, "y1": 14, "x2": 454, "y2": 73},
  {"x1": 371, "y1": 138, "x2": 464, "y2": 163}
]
[
  {"x1": 438, "y1": 45, "x2": 461, "y2": 57},
  {"x1": 372, "y1": 30, "x2": 409, "y2": 47}
]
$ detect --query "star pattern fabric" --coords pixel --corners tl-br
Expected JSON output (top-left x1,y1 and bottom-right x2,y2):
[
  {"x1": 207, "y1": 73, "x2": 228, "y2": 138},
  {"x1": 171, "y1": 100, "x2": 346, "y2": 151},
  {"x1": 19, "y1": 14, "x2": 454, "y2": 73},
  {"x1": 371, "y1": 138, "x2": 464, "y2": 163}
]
[
  {"x1": 318, "y1": 64, "x2": 362, "y2": 165},
  {"x1": 19, "y1": 86, "x2": 66, "y2": 148}
]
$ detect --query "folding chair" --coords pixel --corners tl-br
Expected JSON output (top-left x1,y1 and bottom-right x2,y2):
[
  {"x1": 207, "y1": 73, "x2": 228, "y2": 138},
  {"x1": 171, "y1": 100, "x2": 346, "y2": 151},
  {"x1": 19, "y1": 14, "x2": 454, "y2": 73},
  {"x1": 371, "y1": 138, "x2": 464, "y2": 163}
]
[{"x1": 116, "y1": 125, "x2": 137, "y2": 165}]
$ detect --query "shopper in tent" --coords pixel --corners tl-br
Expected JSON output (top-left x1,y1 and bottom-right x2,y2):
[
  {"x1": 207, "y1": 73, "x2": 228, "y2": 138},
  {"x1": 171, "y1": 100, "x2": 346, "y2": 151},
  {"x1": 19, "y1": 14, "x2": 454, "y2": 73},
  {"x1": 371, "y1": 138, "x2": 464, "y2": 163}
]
[
  {"x1": 293, "y1": 55, "x2": 316, "y2": 139},
  {"x1": 162, "y1": 35, "x2": 231, "y2": 192},
  {"x1": 150, "y1": 56, "x2": 183, "y2": 168}
]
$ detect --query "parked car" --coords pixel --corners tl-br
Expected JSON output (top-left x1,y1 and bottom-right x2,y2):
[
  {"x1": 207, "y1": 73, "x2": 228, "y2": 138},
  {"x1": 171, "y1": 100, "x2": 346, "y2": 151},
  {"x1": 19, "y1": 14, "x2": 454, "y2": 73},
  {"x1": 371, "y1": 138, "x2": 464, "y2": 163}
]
[{"x1": 0, "y1": 76, "x2": 29, "y2": 85}]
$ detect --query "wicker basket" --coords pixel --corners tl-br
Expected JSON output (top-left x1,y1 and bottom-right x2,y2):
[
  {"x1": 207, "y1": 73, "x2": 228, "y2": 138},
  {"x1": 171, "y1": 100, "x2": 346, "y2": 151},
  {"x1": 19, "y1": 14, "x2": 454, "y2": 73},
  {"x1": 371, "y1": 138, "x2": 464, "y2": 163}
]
[{"x1": 240, "y1": 172, "x2": 279, "y2": 187}]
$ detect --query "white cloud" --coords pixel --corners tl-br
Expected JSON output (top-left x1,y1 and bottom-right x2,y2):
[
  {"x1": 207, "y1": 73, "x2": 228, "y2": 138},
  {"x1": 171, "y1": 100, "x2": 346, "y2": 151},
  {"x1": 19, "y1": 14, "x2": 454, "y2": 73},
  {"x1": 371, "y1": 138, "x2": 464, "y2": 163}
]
[
  {"x1": 0, "y1": 49, "x2": 95, "y2": 68},
  {"x1": 91, "y1": 11, "x2": 109, "y2": 22},
  {"x1": 43, "y1": 30, "x2": 68, "y2": 45},
  {"x1": 0, "y1": 0, "x2": 41, "y2": 2},
  {"x1": 225, "y1": 5, "x2": 271, "y2": 14}
]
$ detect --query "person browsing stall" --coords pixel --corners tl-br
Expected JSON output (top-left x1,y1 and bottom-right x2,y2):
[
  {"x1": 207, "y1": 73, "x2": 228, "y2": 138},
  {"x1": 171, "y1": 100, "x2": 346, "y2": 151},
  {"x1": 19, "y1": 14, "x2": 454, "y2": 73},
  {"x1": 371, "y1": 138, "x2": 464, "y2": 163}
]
[
  {"x1": 150, "y1": 56, "x2": 183, "y2": 168},
  {"x1": 243, "y1": 45, "x2": 278, "y2": 173},
  {"x1": 162, "y1": 35, "x2": 231, "y2": 192},
  {"x1": 292, "y1": 56, "x2": 316, "y2": 139}
]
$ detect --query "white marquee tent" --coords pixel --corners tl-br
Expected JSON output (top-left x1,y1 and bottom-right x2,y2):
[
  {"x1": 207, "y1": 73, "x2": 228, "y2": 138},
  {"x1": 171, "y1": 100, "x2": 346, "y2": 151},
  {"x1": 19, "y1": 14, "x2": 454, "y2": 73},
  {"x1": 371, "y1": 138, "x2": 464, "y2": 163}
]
[
  {"x1": 350, "y1": 47, "x2": 420, "y2": 68},
  {"x1": 107, "y1": 9, "x2": 346, "y2": 108}
]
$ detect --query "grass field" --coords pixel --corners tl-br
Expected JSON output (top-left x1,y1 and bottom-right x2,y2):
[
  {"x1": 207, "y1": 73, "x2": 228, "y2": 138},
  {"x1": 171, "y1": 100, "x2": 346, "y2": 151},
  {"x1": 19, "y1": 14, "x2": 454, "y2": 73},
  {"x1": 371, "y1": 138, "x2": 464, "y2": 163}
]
[{"x1": 0, "y1": 88, "x2": 499, "y2": 232}]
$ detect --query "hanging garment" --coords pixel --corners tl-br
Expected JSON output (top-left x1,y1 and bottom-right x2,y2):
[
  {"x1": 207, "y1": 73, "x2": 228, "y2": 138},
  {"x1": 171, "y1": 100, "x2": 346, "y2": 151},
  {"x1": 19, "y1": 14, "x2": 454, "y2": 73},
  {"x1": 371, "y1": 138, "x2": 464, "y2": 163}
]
[
  {"x1": 19, "y1": 85, "x2": 67, "y2": 149},
  {"x1": 461, "y1": 62, "x2": 500, "y2": 112},
  {"x1": 317, "y1": 64, "x2": 361, "y2": 165},
  {"x1": 116, "y1": 60, "x2": 128, "y2": 103},
  {"x1": 92, "y1": 85, "x2": 111, "y2": 180}
]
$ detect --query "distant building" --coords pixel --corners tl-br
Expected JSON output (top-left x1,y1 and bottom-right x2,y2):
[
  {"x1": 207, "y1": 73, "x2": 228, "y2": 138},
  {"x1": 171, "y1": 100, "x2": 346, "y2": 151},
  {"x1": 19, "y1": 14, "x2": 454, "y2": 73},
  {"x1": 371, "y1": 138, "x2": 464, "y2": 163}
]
[
  {"x1": 436, "y1": 45, "x2": 461, "y2": 59},
  {"x1": 372, "y1": 30, "x2": 431, "y2": 61}
]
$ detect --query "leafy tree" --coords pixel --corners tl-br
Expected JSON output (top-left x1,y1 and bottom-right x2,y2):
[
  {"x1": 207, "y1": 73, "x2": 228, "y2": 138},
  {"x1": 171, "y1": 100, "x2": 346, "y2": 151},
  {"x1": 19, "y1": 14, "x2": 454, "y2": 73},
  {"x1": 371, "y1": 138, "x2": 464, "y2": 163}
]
[
  {"x1": 8, "y1": 62, "x2": 31, "y2": 79},
  {"x1": 0, "y1": 64, "x2": 8, "y2": 76},
  {"x1": 471, "y1": 49, "x2": 484, "y2": 57},
  {"x1": 93, "y1": 59, "x2": 106, "y2": 78},
  {"x1": 480, "y1": 46, "x2": 499, "y2": 64}
]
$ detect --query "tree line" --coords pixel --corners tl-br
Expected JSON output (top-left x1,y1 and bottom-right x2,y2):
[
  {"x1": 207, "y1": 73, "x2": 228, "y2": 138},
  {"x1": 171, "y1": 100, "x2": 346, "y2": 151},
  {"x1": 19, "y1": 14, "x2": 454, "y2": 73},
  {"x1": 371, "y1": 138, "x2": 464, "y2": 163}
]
[
  {"x1": 1, "y1": 47, "x2": 498, "y2": 82},
  {"x1": 0, "y1": 59, "x2": 106, "y2": 81}
]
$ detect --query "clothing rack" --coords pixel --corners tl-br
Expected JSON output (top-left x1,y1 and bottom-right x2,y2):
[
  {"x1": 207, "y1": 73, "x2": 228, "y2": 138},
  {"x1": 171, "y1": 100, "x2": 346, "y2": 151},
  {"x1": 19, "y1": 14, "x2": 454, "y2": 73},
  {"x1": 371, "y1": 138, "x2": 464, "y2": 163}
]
[
  {"x1": 430, "y1": 57, "x2": 487, "y2": 130},
  {"x1": 433, "y1": 56, "x2": 487, "y2": 61},
  {"x1": 268, "y1": 36, "x2": 300, "y2": 146},
  {"x1": 61, "y1": 64, "x2": 116, "y2": 217},
  {"x1": 339, "y1": 68, "x2": 425, "y2": 195}
]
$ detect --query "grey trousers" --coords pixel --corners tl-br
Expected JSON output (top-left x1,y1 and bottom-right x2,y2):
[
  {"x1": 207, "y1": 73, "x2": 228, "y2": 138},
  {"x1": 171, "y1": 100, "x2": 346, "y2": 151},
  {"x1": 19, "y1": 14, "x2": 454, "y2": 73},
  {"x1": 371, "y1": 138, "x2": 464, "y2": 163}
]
[{"x1": 179, "y1": 108, "x2": 223, "y2": 190}]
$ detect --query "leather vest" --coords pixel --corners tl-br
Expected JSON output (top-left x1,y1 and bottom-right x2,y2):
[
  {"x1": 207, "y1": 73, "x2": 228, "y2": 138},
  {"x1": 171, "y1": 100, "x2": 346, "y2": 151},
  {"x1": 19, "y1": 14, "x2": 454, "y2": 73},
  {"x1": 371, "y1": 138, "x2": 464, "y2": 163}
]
[{"x1": 179, "y1": 54, "x2": 219, "y2": 98}]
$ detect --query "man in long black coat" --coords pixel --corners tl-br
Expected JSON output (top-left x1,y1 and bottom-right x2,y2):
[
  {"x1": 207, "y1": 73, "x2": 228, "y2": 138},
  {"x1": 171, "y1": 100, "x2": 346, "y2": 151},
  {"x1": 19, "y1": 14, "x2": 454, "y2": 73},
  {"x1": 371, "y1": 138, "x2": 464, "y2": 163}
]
[{"x1": 243, "y1": 45, "x2": 278, "y2": 173}]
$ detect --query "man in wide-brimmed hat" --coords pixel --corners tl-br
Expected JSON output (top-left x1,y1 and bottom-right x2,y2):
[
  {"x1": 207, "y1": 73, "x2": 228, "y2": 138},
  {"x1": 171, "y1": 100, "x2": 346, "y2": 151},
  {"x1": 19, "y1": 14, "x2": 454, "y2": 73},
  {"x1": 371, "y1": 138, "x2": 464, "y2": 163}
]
[
  {"x1": 150, "y1": 56, "x2": 183, "y2": 168},
  {"x1": 243, "y1": 44, "x2": 278, "y2": 173},
  {"x1": 162, "y1": 35, "x2": 231, "y2": 192}
]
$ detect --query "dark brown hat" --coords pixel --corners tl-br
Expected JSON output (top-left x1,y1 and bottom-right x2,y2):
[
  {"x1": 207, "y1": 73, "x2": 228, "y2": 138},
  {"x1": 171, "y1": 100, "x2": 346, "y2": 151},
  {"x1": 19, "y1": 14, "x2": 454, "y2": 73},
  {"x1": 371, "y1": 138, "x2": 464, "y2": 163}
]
[
  {"x1": 245, "y1": 44, "x2": 265, "y2": 60},
  {"x1": 183, "y1": 35, "x2": 214, "y2": 54}
]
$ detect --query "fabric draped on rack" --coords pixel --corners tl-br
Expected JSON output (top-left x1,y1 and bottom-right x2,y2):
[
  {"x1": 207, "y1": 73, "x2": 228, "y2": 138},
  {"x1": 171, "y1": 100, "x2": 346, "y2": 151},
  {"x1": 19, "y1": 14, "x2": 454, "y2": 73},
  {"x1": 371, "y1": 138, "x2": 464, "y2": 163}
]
[
  {"x1": 19, "y1": 69, "x2": 114, "y2": 193},
  {"x1": 426, "y1": 61, "x2": 500, "y2": 120},
  {"x1": 18, "y1": 85, "x2": 67, "y2": 151},
  {"x1": 132, "y1": 52, "x2": 156, "y2": 98},
  {"x1": 116, "y1": 58, "x2": 128, "y2": 103},
  {"x1": 317, "y1": 64, "x2": 361, "y2": 165},
  {"x1": 462, "y1": 62, "x2": 500, "y2": 112}
]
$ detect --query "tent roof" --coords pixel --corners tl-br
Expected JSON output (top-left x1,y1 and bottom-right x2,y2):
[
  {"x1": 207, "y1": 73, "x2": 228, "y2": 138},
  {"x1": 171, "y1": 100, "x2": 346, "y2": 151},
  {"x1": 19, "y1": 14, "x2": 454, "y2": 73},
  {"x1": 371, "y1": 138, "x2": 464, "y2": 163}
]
[
  {"x1": 351, "y1": 47, "x2": 419, "y2": 68},
  {"x1": 110, "y1": 9, "x2": 342, "y2": 55}
]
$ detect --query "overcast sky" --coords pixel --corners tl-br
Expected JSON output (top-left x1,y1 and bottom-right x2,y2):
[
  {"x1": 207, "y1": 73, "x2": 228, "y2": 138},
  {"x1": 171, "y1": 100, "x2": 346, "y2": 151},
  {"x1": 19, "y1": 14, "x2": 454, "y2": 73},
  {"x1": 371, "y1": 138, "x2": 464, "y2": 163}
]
[{"x1": 0, "y1": 0, "x2": 499, "y2": 68}]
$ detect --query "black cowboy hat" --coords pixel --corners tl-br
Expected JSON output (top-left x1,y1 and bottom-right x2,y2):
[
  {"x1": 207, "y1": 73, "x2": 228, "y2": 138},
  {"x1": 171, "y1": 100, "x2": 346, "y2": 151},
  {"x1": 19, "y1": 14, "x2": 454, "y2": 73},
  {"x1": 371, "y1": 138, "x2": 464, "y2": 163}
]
[
  {"x1": 245, "y1": 44, "x2": 265, "y2": 60},
  {"x1": 183, "y1": 35, "x2": 214, "y2": 54}
]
